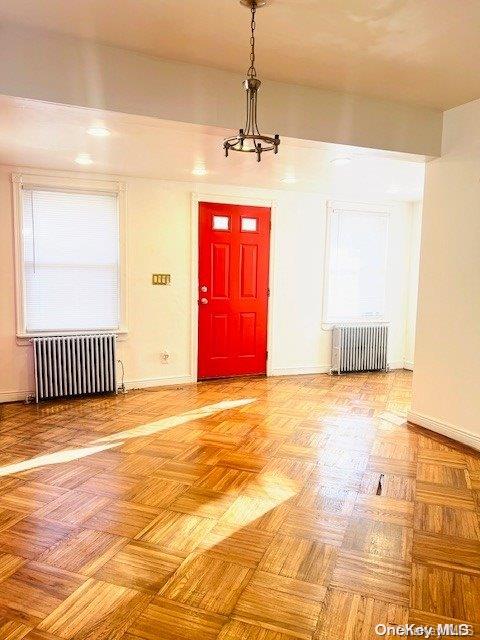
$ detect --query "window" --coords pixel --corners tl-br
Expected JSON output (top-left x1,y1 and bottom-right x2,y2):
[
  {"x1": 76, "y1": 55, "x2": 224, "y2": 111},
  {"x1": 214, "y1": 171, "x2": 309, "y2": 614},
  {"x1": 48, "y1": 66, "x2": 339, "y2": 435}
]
[
  {"x1": 241, "y1": 217, "x2": 258, "y2": 232},
  {"x1": 212, "y1": 215, "x2": 230, "y2": 230},
  {"x1": 323, "y1": 204, "x2": 389, "y2": 324},
  {"x1": 14, "y1": 175, "x2": 125, "y2": 336}
]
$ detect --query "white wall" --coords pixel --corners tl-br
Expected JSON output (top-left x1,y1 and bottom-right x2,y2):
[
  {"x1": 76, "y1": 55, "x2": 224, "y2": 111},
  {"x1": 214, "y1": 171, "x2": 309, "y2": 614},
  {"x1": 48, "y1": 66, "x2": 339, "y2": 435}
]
[
  {"x1": 410, "y1": 98, "x2": 480, "y2": 450},
  {"x1": 0, "y1": 165, "x2": 420, "y2": 401},
  {"x1": 0, "y1": 25, "x2": 442, "y2": 157},
  {"x1": 404, "y1": 201, "x2": 422, "y2": 369}
]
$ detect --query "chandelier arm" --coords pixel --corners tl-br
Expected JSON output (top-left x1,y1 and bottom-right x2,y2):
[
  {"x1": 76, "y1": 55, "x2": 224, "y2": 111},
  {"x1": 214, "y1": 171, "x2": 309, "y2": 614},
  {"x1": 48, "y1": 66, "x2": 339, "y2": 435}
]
[
  {"x1": 250, "y1": 92, "x2": 256, "y2": 135},
  {"x1": 250, "y1": 92, "x2": 258, "y2": 144},
  {"x1": 244, "y1": 89, "x2": 252, "y2": 134},
  {"x1": 252, "y1": 109, "x2": 261, "y2": 160},
  {"x1": 253, "y1": 90, "x2": 261, "y2": 136}
]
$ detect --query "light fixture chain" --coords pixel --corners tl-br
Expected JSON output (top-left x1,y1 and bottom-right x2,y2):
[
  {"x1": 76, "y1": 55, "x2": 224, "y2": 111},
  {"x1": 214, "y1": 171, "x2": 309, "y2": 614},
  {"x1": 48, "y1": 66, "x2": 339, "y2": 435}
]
[{"x1": 247, "y1": 2, "x2": 257, "y2": 78}]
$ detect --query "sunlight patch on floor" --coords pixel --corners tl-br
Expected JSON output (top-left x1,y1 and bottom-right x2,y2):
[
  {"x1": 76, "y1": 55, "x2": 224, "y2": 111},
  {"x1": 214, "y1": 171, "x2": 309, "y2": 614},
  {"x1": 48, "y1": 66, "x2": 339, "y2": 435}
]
[
  {"x1": 198, "y1": 471, "x2": 299, "y2": 551},
  {"x1": 0, "y1": 442, "x2": 120, "y2": 477},
  {"x1": 0, "y1": 398, "x2": 257, "y2": 478},
  {"x1": 93, "y1": 398, "x2": 256, "y2": 444}
]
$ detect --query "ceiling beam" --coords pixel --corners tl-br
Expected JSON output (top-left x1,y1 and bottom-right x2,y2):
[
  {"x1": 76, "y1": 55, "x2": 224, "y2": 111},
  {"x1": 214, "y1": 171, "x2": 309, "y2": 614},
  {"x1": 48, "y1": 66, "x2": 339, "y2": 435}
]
[{"x1": 0, "y1": 25, "x2": 442, "y2": 157}]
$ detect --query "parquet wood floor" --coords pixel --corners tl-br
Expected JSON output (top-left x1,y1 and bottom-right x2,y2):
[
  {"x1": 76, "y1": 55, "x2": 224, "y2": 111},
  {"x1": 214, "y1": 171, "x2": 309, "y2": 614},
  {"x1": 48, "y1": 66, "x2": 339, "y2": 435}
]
[{"x1": 0, "y1": 371, "x2": 479, "y2": 639}]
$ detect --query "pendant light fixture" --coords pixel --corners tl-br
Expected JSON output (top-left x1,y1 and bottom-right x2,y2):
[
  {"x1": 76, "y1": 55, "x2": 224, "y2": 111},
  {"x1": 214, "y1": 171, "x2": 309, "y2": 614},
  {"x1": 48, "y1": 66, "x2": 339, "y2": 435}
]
[{"x1": 223, "y1": 0, "x2": 280, "y2": 162}]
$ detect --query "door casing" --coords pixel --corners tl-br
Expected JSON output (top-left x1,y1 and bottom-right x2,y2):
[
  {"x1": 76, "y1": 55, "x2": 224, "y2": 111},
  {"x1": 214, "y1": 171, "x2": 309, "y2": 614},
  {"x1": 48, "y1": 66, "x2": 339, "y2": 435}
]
[{"x1": 190, "y1": 192, "x2": 277, "y2": 382}]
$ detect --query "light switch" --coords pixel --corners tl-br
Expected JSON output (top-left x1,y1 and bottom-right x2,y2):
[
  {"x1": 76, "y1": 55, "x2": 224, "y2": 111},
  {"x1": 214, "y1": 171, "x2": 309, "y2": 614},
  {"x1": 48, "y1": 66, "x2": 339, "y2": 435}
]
[{"x1": 152, "y1": 274, "x2": 171, "y2": 285}]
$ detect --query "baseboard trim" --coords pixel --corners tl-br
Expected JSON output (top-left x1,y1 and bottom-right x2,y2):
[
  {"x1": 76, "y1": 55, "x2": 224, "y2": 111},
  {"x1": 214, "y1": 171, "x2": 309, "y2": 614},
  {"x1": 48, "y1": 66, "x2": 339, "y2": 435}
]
[
  {"x1": 388, "y1": 361, "x2": 405, "y2": 370},
  {"x1": 269, "y1": 365, "x2": 331, "y2": 376},
  {"x1": 124, "y1": 375, "x2": 195, "y2": 391},
  {"x1": 0, "y1": 375, "x2": 196, "y2": 403},
  {"x1": 270, "y1": 362, "x2": 413, "y2": 376},
  {"x1": 0, "y1": 390, "x2": 32, "y2": 403},
  {"x1": 404, "y1": 360, "x2": 414, "y2": 371},
  {"x1": 407, "y1": 410, "x2": 480, "y2": 452},
  {"x1": 0, "y1": 361, "x2": 415, "y2": 403}
]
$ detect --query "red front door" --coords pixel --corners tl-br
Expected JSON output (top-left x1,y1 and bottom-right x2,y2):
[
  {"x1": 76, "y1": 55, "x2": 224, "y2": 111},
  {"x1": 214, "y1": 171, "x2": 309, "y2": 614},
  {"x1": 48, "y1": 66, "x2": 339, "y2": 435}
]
[{"x1": 198, "y1": 202, "x2": 271, "y2": 380}]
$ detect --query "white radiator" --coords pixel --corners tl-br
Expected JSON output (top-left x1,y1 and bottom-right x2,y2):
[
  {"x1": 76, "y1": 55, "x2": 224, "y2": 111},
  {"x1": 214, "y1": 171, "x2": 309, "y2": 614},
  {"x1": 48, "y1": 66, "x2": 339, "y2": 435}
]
[
  {"x1": 331, "y1": 324, "x2": 388, "y2": 374},
  {"x1": 32, "y1": 334, "x2": 117, "y2": 402}
]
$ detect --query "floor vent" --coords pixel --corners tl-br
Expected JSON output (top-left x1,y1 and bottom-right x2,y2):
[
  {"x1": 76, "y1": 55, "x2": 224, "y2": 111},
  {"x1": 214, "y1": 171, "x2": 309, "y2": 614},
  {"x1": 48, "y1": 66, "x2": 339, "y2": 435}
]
[
  {"x1": 376, "y1": 473, "x2": 385, "y2": 496},
  {"x1": 32, "y1": 334, "x2": 117, "y2": 402}
]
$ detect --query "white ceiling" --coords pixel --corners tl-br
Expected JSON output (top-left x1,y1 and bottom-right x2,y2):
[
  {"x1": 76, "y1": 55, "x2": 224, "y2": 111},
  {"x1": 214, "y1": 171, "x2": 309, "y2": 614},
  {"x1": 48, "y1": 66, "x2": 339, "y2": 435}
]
[
  {"x1": 0, "y1": 96, "x2": 425, "y2": 201},
  {"x1": 0, "y1": 0, "x2": 478, "y2": 110}
]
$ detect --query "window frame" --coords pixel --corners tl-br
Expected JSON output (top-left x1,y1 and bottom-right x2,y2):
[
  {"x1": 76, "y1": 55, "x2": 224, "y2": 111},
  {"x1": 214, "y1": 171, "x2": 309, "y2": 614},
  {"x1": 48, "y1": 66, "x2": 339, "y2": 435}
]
[
  {"x1": 322, "y1": 200, "x2": 390, "y2": 326},
  {"x1": 12, "y1": 172, "x2": 128, "y2": 340}
]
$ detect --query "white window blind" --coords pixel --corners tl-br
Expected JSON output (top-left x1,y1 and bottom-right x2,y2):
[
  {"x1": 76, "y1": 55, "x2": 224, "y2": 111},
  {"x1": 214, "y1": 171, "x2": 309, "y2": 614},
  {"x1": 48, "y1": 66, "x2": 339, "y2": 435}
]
[
  {"x1": 21, "y1": 188, "x2": 120, "y2": 333},
  {"x1": 324, "y1": 208, "x2": 388, "y2": 323}
]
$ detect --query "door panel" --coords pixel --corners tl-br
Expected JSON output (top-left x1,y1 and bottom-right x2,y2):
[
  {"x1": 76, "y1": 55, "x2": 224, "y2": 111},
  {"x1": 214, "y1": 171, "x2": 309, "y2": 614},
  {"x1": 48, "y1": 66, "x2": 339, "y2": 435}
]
[
  {"x1": 211, "y1": 314, "x2": 229, "y2": 358},
  {"x1": 240, "y1": 244, "x2": 258, "y2": 298},
  {"x1": 211, "y1": 244, "x2": 230, "y2": 299},
  {"x1": 198, "y1": 202, "x2": 270, "y2": 380},
  {"x1": 239, "y1": 312, "x2": 256, "y2": 357}
]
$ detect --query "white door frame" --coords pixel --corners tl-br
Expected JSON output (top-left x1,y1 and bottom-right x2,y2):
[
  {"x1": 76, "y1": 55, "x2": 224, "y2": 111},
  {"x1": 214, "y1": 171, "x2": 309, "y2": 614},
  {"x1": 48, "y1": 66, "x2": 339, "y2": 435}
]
[{"x1": 190, "y1": 192, "x2": 278, "y2": 381}]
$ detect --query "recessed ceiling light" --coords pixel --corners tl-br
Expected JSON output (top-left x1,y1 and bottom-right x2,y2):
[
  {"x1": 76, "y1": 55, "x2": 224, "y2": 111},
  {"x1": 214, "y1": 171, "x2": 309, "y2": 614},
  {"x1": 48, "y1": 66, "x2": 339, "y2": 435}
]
[
  {"x1": 87, "y1": 125, "x2": 111, "y2": 137},
  {"x1": 330, "y1": 157, "x2": 352, "y2": 166},
  {"x1": 192, "y1": 165, "x2": 208, "y2": 177},
  {"x1": 75, "y1": 153, "x2": 93, "y2": 166},
  {"x1": 281, "y1": 176, "x2": 297, "y2": 184}
]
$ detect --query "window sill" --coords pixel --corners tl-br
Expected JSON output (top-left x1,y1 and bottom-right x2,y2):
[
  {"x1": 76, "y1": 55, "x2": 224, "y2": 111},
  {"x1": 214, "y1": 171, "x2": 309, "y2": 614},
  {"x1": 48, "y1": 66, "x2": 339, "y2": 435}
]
[
  {"x1": 16, "y1": 329, "x2": 128, "y2": 346},
  {"x1": 322, "y1": 320, "x2": 390, "y2": 330}
]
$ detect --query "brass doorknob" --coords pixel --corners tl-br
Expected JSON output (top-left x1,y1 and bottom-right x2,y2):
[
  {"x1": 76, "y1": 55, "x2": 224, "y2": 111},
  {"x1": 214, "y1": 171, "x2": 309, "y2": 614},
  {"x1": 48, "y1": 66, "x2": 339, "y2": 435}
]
[{"x1": 200, "y1": 298, "x2": 209, "y2": 304}]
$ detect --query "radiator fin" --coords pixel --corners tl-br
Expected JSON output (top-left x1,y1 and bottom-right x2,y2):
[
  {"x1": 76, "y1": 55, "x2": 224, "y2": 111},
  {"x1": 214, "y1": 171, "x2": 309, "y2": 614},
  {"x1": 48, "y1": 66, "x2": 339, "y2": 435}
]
[
  {"x1": 331, "y1": 325, "x2": 388, "y2": 374},
  {"x1": 32, "y1": 334, "x2": 117, "y2": 402}
]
